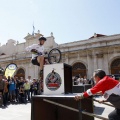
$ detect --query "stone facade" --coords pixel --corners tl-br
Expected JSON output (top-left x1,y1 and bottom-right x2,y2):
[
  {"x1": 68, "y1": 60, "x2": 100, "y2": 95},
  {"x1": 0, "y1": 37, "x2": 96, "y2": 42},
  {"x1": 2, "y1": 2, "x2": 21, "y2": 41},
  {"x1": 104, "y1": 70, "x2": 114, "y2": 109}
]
[{"x1": 0, "y1": 32, "x2": 120, "y2": 79}]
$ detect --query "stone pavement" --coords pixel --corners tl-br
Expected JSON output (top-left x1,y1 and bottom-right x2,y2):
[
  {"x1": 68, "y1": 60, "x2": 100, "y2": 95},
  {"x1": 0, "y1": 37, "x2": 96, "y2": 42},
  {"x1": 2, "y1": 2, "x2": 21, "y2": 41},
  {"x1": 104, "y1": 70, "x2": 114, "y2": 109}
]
[
  {"x1": 0, "y1": 97, "x2": 114, "y2": 120},
  {"x1": 0, "y1": 103, "x2": 31, "y2": 120},
  {"x1": 94, "y1": 96, "x2": 114, "y2": 120}
]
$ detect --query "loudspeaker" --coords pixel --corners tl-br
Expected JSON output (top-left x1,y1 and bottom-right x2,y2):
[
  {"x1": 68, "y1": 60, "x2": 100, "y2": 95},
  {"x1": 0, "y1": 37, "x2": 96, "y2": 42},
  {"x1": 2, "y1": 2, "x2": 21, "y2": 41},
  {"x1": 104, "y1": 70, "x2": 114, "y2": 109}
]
[
  {"x1": 84, "y1": 84, "x2": 92, "y2": 91},
  {"x1": 44, "y1": 63, "x2": 72, "y2": 95},
  {"x1": 72, "y1": 84, "x2": 92, "y2": 93},
  {"x1": 72, "y1": 86, "x2": 84, "y2": 93}
]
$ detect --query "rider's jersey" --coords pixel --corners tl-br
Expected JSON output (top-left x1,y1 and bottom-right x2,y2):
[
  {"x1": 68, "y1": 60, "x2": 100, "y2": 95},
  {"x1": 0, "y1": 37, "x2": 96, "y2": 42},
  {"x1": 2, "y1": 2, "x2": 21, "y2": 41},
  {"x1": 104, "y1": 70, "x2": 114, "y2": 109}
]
[
  {"x1": 26, "y1": 44, "x2": 44, "y2": 59},
  {"x1": 83, "y1": 76, "x2": 120, "y2": 109}
]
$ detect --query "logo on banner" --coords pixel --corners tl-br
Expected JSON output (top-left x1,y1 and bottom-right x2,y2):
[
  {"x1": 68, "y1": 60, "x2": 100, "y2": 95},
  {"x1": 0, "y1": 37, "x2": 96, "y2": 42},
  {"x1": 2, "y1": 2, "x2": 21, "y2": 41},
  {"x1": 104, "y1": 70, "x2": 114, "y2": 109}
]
[
  {"x1": 5, "y1": 63, "x2": 17, "y2": 78},
  {"x1": 45, "y1": 70, "x2": 62, "y2": 91}
]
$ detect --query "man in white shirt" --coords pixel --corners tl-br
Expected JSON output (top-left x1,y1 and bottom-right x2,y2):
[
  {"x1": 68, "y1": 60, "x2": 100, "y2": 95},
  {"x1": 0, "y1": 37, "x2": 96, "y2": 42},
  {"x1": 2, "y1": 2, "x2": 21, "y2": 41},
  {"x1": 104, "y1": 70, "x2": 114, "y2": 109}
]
[
  {"x1": 26, "y1": 37, "x2": 46, "y2": 75},
  {"x1": 26, "y1": 76, "x2": 33, "y2": 85}
]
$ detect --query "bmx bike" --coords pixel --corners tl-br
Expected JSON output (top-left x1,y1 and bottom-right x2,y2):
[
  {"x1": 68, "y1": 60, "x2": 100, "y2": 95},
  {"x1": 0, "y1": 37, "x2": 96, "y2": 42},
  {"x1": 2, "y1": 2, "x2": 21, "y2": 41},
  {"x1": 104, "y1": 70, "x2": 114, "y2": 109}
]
[
  {"x1": 45, "y1": 48, "x2": 62, "y2": 64},
  {"x1": 32, "y1": 48, "x2": 62, "y2": 64},
  {"x1": 38, "y1": 48, "x2": 61, "y2": 90}
]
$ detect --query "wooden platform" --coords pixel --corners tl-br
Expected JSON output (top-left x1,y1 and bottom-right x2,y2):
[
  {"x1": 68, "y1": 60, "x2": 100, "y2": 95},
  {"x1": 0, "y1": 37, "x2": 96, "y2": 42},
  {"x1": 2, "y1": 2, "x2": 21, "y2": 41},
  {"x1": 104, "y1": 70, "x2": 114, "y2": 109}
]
[{"x1": 31, "y1": 94, "x2": 94, "y2": 120}]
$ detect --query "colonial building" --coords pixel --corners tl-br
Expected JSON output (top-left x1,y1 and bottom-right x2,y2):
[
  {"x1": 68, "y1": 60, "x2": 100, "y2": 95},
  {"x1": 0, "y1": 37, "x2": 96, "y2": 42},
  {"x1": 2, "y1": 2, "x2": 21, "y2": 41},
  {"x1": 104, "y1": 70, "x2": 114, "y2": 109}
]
[{"x1": 0, "y1": 31, "x2": 120, "y2": 79}]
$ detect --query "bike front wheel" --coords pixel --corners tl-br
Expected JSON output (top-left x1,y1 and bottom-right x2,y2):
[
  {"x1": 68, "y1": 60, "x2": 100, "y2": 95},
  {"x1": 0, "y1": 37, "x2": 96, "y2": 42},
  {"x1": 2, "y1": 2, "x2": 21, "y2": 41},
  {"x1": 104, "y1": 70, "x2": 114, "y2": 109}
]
[{"x1": 48, "y1": 48, "x2": 61, "y2": 64}]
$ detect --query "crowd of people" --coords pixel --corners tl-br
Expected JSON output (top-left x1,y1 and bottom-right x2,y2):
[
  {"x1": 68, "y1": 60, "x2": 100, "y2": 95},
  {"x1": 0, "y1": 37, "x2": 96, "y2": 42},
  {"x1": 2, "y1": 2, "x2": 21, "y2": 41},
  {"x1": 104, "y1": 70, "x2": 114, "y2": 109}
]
[
  {"x1": 0, "y1": 37, "x2": 47, "y2": 108},
  {"x1": 73, "y1": 75, "x2": 95, "y2": 86},
  {"x1": 0, "y1": 74, "x2": 42, "y2": 107}
]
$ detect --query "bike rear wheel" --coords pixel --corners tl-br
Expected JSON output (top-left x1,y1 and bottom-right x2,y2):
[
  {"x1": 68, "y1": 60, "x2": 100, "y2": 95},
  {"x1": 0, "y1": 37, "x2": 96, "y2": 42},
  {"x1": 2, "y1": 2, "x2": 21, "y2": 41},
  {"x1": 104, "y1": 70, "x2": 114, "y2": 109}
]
[{"x1": 48, "y1": 48, "x2": 61, "y2": 64}]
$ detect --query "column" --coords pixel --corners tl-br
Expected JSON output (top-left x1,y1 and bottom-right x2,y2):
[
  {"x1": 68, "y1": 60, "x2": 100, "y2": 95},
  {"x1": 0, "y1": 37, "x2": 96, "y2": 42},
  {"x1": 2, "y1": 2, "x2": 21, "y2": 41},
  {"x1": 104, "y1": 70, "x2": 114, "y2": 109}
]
[
  {"x1": 87, "y1": 54, "x2": 93, "y2": 79},
  {"x1": 65, "y1": 54, "x2": 69, "y2": 64}
]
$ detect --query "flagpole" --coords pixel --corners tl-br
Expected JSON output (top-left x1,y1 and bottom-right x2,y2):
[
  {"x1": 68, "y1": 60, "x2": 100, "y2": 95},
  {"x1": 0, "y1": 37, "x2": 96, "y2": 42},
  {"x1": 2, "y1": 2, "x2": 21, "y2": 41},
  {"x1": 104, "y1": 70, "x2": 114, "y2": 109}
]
[{"x1": 32, "y1": 21, "x2": 35, "y2": 36}]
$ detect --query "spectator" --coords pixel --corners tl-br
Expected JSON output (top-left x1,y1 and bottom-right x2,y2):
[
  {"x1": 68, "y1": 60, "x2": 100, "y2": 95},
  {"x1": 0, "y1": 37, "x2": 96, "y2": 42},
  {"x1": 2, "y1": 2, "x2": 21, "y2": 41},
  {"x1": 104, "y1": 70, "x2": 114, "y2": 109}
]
[
  {"x1": 23, "y1": 80, "x2": 30, "y2": 101},
  {"x1": 30, "y1": 82, "x2": 34, "y2": 98},
  {"x1": 83, "y1": 75, "x2": 88, "y2": 84},
  {"x1": 14, "y1": 76, "x2": 20, "y2": 102},
  {"x1": 0, "y1": 68, "x2": 6, "y2": 106},
  {"x1": 88, "y1": 77, "x2": 95, "y2": 87},
  {"x1": 33, "y1": 79, "x2": 38, "y2": 95},
  {"x1": 19, "y1": 86, "x2": 26, "y2": 103},
  {"x1": 9, "y1": 77, "x2": 16, "y2": 102},
  {"x1": 19, "y1": 77, "x2": 24, "y2": 87},
  {"x1": 27, "y1": 76, "x2": 33, "y2": 84},
  {"x1": 3, "y1": 76, "x2": 9, "y2": 106},
  {"x1": 112, "y1": 75, "x2": 115, "y2": 79},
  {"x1": 27, "y1": 76, "x2": 33, "y2": 98},
  {"x1": 73, "y1": 76, "x2": 79, "y2": 85}
]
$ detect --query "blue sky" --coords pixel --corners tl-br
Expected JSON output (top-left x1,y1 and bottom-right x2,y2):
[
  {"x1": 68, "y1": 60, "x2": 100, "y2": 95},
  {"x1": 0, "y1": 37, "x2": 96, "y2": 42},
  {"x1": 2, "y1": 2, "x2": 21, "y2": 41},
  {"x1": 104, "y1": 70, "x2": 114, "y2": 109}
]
[{"x1": 0, "y1": 0, "x2": 120, "y2": 45}]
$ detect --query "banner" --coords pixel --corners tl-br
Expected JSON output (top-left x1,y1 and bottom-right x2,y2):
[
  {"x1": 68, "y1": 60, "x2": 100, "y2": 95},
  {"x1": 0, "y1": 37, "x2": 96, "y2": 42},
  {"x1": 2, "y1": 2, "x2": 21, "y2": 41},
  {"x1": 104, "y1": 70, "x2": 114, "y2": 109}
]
[{"x1": 5, "y1": 63, "x2": 17, "y2": 78}]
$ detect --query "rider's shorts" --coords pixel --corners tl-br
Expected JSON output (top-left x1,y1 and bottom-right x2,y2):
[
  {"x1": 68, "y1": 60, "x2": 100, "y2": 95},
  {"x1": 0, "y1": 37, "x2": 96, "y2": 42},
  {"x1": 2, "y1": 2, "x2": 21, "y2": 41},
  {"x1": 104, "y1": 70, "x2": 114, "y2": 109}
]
[{"x1": 31, "y1": 56, "x2": 40, "y2": 66}]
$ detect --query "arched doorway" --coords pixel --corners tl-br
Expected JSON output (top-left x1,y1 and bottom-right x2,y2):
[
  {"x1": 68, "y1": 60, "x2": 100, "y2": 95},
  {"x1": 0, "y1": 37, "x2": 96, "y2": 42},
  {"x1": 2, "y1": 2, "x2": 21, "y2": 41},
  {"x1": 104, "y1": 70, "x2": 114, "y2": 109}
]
[
  {"x1": 111, "y1": 58, "x2": 120, "y2": 74},
  {"x1": 72, "y1": 62, "x2": 87, "y2": 78},
  {"x1": 15, "y1": 68, "x2": 25, "y2": 79}
]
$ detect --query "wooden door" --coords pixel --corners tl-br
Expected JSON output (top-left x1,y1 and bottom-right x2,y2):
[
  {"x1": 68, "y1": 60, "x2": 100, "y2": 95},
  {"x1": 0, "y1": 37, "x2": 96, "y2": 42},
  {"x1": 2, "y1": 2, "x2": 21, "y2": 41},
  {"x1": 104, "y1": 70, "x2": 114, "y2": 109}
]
[
  {"x1": 15, "y1": 68, "x2": 25, "y2": 79},
  {"x1": 111, "y1": 58, "x2": 120, "y2": 74},
  {"x1": 72, "y1": 62, "x2": 87, "y2": 78}
]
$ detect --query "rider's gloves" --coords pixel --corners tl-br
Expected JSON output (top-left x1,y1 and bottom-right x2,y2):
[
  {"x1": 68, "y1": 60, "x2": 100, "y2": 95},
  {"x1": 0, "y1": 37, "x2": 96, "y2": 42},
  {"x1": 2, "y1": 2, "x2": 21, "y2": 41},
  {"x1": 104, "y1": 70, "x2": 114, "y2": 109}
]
[
  {"x1": 38, "y1": 52, "x2": 42, "y2": 55},
  {"x1": 31, "y1": 49, "x2": 38, "y2": 53}
]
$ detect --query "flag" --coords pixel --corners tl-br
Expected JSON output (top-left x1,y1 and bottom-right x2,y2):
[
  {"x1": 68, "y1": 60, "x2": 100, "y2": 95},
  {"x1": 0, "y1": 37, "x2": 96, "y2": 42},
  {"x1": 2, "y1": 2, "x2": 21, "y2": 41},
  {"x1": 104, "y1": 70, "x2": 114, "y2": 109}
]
[{"x1": 32, "y1": 23, "x2": 35, "y2": 35}]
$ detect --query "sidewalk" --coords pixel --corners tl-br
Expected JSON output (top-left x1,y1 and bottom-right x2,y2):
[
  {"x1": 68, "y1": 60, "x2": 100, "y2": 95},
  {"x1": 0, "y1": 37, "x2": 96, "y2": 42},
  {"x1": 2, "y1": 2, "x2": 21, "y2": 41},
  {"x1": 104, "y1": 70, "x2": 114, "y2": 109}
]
[
  {"x1": 0, "y1": 103, "x2": 31, "y2": 120},
  {"x1": 94, "y1": 96, "x2": 114, "y2": 120}
]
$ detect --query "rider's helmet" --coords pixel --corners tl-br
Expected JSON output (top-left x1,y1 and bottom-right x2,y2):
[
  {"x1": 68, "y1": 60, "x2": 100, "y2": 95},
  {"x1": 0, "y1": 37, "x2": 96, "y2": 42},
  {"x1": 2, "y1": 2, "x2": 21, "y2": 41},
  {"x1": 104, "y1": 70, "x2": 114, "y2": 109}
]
[
  {"x1": 38, "y1": 37, "x2": 47, "y2": 41},
  {"x1": 0, "y1": 67, "x2": 4, "y2": 76}
]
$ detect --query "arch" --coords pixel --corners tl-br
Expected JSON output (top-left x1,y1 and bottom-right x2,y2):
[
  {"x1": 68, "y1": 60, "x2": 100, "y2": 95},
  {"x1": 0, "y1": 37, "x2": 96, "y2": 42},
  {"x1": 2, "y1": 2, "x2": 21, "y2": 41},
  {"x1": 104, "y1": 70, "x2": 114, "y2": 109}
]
[
  {"x1": 110, "y1": 58, "x2": 120, "y2": 74},
  {"x1": 72, "y1": 62, "x2": 87, "y2": 78},
  {"x1": 71, "y1": 60, "x2": 87, "y2": 67},
  {"x1": 15, "y1": 68, "x2": 25, "y2": 79}
]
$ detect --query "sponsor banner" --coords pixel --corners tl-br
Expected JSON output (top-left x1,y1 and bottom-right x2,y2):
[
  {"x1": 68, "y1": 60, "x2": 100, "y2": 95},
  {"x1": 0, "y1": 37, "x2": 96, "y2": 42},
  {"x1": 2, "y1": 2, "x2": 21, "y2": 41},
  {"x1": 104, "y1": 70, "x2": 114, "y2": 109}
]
[{"x1": 5, "y1": 63, "x2": 17, "y2": 78}]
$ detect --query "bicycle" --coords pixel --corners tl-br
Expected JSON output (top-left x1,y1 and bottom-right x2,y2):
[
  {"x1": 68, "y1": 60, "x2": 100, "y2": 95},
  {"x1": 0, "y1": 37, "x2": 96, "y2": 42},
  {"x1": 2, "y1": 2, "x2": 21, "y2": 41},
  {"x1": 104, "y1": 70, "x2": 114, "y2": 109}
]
[
  {"x1": 32, "y1": 48, "x2": 62, "y2": 64},
  {"x1": 44, "y1": 48, "x2": 62, "y2": 64},
  {"x1": 38, "y1": 48, "x2": 61, "y2": 91}
]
